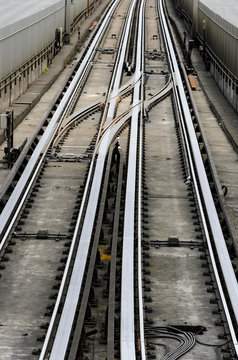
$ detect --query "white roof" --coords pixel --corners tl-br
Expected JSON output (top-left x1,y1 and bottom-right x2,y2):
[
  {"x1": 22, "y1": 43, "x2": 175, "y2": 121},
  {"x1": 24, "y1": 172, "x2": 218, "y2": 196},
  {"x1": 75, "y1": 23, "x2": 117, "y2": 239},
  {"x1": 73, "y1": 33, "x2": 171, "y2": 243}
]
[
  {"x1": 200, "y1": 0, "x2": 238, "y2": 36},
  {"x1": 0, "y1": 0, "x2": 62, "y2": 29}
]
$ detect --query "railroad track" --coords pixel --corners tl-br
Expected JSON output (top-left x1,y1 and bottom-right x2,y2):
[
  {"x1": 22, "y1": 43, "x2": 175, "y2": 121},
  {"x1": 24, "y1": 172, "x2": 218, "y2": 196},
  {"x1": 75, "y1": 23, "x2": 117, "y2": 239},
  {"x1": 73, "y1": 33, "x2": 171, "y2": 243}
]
[{"x1": 0, "y1": 0, "x2": 237, "y2": 359}]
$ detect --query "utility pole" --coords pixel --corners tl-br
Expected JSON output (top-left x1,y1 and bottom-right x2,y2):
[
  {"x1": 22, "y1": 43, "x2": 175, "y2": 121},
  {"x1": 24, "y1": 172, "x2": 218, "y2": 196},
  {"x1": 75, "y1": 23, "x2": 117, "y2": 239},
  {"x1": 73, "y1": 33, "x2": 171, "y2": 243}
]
[
  {"x1": 65, "y1": 0, "x2": 71, "y2": 44},
  {"x1": 202, "y1": 19, "x2": 206, "y2": 62}
]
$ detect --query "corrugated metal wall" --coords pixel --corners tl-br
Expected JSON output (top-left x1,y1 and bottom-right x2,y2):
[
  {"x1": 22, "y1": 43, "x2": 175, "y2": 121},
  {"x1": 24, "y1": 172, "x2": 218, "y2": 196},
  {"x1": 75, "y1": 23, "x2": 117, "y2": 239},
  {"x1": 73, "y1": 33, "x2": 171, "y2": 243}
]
[
  {"x1": 174, "y1": 0, "x2": 238, "y2": 111},
  {"x1": 198, "y1": 2, "x2": 238, "y2": 79},
  {"x1": 72, "y1": 0, "x2": 89, "y2": 18},
  {"x1": 178, "y1": 0, "x2": 238, "y2": 79},
  {"x1": 0, "y1": 0, "x2": 91, "y2": 82},
  {"x1": 0, "y1": 1, "x2": 64, "y2": 80}
]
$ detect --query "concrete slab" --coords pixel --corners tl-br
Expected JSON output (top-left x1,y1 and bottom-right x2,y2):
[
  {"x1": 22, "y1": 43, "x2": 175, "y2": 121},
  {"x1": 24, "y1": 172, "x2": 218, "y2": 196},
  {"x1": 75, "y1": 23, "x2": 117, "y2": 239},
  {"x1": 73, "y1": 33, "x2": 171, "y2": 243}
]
[
  {"x1": 0, "y1": 0, "x2": 111, "y2": 189},
  {"x1": 0, "y1": 0, "x2": 111, "y2": 145},
  {"x1": 166, "y1": 0, "x2": 238, "y2": 248}
]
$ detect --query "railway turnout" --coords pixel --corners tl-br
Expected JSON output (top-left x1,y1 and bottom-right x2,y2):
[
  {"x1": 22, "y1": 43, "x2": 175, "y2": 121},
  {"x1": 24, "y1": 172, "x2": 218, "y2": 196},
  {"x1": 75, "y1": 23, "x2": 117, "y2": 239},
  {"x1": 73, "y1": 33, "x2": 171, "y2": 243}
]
[{"x1": 0, "y1": 0, "x2": 237, "y2": 359}]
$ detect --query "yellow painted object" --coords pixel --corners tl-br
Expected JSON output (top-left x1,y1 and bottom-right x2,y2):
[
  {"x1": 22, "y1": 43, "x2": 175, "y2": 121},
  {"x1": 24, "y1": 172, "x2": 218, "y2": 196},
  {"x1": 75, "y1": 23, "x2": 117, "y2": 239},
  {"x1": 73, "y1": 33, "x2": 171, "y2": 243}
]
[{"x1": 188, "y1": 74, "x2": 197, "y2": 90}]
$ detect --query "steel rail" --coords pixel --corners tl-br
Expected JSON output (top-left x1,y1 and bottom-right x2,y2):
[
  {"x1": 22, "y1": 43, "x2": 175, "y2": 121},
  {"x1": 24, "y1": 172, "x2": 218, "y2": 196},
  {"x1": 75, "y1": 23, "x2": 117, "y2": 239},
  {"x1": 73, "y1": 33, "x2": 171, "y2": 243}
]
[
  {"x1": 159, "y1": 0, "x2": 238, "y2": 355},
  {"x1": 45, "y1": 1, "x2": 142, "y2": 354},
  {"x1": 137, "y1": 0, "x2": 146, "y2": 358},
  {"x1": 0, "y1": 22, "x2": 99, "y2": 207},
  {"x1": 36, "y1": 1, "x2": 122, "y2": 358},
  {"x1": 47, "y1": 112, "x2": 131, "y2": 360},
  {"x1": 50, "y1": 101, "x2": 102, "y2": 156},
  {"x1": 103, "y1": 0, "x2": 138, "y2": 128},
  {"x1": 46, "y1": 15, "x2": 142, "y2": 356},
  {"x1": 124, "y1": 0, "x2": 139, "y2": 74},
  {"x1": 0, "y1": 0, "x2": 120, "y2": 249},
  {"x1": 0, "y1": 0, "x2": 120, "y2": 210},
  {"x1": 67, "y1": 144, "x2": 115, "y2": 360},
  {"x1": 145, "y1": 76, "x2": 172, "y2": 109},
  {"x1": 176, "y1": 45, "x2": 238, "y2": 257},
  {"x1": 45, "y1": 3, "x2": 140, "y2": 351},
  {"x1": 120, "y1": 0, "x2": 145, "y2": 358}
]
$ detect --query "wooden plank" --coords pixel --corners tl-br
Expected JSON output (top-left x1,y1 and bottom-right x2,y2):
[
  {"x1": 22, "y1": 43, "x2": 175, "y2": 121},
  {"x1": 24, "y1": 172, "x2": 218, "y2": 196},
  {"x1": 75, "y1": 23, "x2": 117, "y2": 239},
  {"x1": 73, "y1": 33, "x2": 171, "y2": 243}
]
[
  {"x1": 89, "y1": 21, "x2": 97, "y2": 31},
  {"x1": 188, "y1": 74, "x2": 197, "y2": 90}
]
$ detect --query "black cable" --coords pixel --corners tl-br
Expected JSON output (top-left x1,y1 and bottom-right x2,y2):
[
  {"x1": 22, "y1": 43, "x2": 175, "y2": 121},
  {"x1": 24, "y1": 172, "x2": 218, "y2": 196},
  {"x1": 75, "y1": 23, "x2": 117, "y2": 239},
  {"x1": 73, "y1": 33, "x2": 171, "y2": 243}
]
[
  {"x1": 196, "y1": 337, "x2": 231, "y2": 347},
  {"x1": 145, "y1": 325, "x2": 196, "y2": 360}
]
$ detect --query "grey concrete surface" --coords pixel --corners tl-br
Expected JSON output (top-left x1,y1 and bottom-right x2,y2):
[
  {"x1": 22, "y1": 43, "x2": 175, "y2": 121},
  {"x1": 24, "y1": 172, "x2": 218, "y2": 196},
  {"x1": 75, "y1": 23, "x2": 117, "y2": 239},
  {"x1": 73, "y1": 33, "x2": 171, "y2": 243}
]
[
  {"x1": 143, "y1": 0, "x2": 233, "y2": 357},
  {"x1": 0, "y1": 117, "x2": 97, "y2": 358},
  {"x1": 166, "y1": 0, "x2": 238, "y2": 152},
  {"x1": 0, "y1": 0, "x2": 110, "y2": 188},
  {"x1": 0, "y1": 0, "x2": 111, "y2": 145},
  {"x1": 145, "y1": 94, "x2": 224, "y2": 358},
  {"x1": 0, "y1": 0, "x2": 237, "y2": 358},
  {"x1": 166, "y1": 0, "x2": 238, "y2": 248},
  {"x1": 0, "y1": 0, "x2": 130, "y2": 356}
]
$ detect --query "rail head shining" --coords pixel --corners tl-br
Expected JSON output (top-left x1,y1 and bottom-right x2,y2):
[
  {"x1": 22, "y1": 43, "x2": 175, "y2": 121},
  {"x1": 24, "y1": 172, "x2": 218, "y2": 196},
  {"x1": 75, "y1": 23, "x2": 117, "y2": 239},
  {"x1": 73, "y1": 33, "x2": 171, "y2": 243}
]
[
  {"x1": 158, "y1": 0, "x2": 238, "y2": 355},
  {"x1": 0, "y1": 0, "x2": 118, "y2": 249},
  {"x1": 42, "y1": 2, "x2": 143, "y2": 359},
  {"x1": 120, "y1": 0, "x2": 146, "y2": 358}
]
